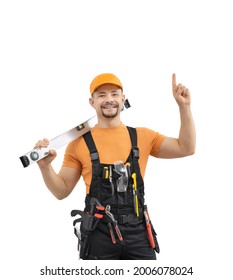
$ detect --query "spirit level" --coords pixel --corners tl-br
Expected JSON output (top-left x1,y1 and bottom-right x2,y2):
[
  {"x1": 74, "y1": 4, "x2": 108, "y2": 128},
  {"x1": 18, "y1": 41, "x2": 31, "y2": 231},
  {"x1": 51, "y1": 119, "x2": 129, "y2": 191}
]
[{"x1": 19, "y1": 100, "x2": 130, "y2": 168}]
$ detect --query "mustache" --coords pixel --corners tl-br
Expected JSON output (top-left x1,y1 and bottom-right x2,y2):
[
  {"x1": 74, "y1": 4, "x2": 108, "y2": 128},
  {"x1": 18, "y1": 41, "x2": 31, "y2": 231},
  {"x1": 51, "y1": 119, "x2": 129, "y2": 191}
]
[{"x1": 100, "y1": 101, "x2": 119, "y2": 109}]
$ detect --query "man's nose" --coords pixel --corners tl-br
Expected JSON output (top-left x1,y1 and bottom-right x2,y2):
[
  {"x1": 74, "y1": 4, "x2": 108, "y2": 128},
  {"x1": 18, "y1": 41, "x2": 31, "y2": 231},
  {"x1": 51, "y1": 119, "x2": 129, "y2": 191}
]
[{"x1": 104, "y1": 93, "x2": 114, "y2": 102}]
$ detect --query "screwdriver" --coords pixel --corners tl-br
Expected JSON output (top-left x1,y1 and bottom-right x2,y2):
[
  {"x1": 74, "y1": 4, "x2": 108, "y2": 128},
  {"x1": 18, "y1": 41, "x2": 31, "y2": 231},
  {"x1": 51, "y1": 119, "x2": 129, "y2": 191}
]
[{"x1": 132, "y1": 173, "x2": 139, "y2": 217}]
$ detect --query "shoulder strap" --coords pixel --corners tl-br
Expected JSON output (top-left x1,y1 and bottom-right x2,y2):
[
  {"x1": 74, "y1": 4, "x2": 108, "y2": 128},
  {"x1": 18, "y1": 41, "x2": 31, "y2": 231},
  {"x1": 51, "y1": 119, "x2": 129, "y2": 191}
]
[
  {"x1": 83, "y1": 131, "x2": 100, "y2": 163},
  {"x1": 126, "y1": 126, "x2": 139, "y2": 160}
]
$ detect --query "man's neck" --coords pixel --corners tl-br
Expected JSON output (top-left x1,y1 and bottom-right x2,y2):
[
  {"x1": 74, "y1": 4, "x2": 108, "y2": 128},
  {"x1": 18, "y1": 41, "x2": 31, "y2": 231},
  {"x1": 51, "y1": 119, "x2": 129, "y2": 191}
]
[{"x1": 96, "y1": 117, "x2": 122, "y2": 128}]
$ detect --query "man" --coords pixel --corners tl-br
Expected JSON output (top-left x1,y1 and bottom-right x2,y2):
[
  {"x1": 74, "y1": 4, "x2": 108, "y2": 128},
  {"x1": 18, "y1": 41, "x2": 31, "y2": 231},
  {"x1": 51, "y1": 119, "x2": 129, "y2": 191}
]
[{"x1": 35, "y1": 73, "x2": 196, "y2": 260}]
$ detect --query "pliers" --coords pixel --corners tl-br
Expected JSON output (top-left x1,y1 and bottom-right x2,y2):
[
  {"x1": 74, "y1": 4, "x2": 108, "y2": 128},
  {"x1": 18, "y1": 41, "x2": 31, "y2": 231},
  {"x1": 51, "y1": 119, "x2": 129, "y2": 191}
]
[{"x1": 105, "y1": 205, "x2": 123, "y2": 242}]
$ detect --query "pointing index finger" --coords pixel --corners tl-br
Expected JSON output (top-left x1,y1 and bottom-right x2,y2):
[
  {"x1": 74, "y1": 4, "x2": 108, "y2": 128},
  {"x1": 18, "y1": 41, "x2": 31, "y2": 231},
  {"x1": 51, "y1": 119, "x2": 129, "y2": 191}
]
[{"x1": 172, "y1": 73, "x2": 177, "y2": 92}]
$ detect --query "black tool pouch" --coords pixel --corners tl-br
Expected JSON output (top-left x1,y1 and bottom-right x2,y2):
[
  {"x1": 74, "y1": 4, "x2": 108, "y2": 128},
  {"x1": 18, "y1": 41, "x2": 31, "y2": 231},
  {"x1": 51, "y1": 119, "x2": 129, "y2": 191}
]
[
  {"x1": 151, "y1": 222, "x2": 160, "y2": 254},
  {"x1": 82, "y1": 212, "x2": 95, "y2": 231},
  {"x1": 71, "y1": 209, "x2": 100, "y2": 260},
  {"x1": 79, "y1": 224, "x2": 92, "y2": 259}
]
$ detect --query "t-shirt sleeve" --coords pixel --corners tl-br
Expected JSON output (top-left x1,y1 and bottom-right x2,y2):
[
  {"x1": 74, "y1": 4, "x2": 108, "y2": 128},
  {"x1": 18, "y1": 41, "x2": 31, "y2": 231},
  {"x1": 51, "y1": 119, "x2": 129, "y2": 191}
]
[
  {"x1": 142, "y1": 128, "x2": 166, "y2": 157},
  {"x1": 62, "y1": 141, "x2": 82, "y2": 170}
]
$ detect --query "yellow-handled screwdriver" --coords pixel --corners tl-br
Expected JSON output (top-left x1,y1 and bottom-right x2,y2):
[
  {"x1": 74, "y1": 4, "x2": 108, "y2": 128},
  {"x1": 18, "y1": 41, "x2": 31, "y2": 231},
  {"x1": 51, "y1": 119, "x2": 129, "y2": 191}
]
[{"x1": 132, "y1": 173, "x2": 139, "y2": 217}]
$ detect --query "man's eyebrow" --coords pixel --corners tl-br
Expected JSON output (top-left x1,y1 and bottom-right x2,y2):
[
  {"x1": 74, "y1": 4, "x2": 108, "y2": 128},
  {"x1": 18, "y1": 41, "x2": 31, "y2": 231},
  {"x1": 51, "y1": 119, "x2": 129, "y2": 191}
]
[
  {"x1": 96, "y1": 89, "x2": 121, "y2": 95},
  {"x1": 112, "y1": 89, "x2": 121, "y2": 93}
]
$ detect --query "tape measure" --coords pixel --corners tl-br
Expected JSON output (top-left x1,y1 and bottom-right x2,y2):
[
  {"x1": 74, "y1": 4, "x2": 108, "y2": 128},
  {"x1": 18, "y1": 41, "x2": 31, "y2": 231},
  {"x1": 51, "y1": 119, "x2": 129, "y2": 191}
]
[{"x1": 19, "y1": 99, "x2": 131, "y2": 168}]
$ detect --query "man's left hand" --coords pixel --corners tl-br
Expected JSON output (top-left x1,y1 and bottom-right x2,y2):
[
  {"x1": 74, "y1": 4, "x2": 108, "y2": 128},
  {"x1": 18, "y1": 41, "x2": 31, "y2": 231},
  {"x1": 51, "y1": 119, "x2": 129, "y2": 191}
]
[{"x1": 172, "y1": 73, "x2": 191, "y2": 107}]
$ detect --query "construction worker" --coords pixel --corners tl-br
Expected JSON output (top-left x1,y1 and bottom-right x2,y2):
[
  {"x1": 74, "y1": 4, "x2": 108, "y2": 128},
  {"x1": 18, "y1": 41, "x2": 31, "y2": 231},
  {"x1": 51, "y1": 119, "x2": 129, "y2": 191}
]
[{"x1": 34, "y1": 73, "x2": 196, "y2": 260}]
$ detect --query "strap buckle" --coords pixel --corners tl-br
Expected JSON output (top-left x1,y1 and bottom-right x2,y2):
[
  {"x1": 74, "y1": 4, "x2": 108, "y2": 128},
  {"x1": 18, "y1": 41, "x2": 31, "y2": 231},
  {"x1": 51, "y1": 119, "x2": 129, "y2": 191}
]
[{"x1": 132, "y1": 147, "x2": 139, "y2": 159}]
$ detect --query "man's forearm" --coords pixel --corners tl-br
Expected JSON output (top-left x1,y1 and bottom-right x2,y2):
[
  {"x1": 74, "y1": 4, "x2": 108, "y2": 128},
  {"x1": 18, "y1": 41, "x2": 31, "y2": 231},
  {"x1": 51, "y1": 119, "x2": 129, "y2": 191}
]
[
  {"x1": 39, "y1": 164, "x2": 69, "y2": 199},
  {"x1": 178, "y1": 106, "x2": 196, "y2": 156}
]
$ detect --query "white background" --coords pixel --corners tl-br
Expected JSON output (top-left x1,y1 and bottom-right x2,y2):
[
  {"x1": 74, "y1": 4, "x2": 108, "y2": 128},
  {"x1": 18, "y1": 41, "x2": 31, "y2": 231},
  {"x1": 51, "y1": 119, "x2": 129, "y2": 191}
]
[{"x1": 1, "y1": 0, "x2": 233, "y2": 279}]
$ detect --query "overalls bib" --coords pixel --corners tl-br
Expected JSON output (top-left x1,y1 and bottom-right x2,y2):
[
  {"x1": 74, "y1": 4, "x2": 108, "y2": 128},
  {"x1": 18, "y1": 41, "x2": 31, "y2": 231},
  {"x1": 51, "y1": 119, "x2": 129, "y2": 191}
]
[
  {"x1": 71, "y1": 127, "x2": 159, "y2": 259},
  {"x1": 83, "y1": 126, "x2": 144, "y2": 216}
]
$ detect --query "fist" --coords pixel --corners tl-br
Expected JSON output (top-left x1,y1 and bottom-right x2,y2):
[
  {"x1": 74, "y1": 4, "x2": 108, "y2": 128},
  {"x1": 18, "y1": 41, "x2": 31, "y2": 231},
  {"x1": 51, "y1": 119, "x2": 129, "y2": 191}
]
[{"x1": 34, "y1": 138, "x2": 57, "y2": 167}]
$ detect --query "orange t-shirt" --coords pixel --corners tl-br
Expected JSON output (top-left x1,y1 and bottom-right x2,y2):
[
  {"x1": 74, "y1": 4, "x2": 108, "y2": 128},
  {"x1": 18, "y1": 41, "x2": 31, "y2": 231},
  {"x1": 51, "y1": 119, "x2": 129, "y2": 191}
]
[{"x1": 62, "y1": 124, "x2": 165, "y2": 193}]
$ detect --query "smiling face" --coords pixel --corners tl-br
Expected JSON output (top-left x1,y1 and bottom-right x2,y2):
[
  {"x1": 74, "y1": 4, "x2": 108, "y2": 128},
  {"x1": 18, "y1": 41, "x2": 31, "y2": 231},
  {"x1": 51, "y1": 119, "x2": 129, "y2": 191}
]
[{"x1": 89, "y1": 84, "x2": 125, "y2": 120}]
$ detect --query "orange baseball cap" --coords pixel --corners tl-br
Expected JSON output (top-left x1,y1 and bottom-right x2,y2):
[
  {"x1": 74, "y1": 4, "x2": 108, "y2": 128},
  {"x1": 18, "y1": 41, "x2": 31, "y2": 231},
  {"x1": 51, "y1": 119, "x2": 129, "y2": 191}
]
[{"x1": 90, "y1": 73, "x2": 123, "y2": 94}]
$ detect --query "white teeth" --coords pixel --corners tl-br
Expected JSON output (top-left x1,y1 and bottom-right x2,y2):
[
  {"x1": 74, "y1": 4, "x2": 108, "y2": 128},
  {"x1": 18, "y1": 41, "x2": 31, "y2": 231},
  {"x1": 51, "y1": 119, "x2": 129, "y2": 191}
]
[{"x1": 102, "y1": 105, "x2": 117, "y2": 109}]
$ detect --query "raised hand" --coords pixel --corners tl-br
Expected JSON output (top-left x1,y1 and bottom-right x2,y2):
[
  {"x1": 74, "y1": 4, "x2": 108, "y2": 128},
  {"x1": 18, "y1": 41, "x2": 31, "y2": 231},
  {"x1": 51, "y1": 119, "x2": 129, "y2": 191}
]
[{"x1": 172, "y1": 73, "x2": 191, "y2": 107}]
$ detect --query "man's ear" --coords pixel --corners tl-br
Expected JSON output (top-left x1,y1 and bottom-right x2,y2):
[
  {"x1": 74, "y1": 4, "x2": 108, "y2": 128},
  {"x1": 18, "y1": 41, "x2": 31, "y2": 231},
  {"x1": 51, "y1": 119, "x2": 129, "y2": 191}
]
[
  {"x1": 121, "y1": 94, "x2": 126, "y2": 110},
  {"x1": 89, "y1": 97, "x2": 94, "y2": 108}
]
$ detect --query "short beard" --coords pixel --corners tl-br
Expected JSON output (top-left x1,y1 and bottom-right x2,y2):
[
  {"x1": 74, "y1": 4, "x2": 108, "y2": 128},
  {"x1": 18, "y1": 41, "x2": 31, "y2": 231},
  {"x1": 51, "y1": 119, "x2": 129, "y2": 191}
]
[
  {"x1": 101, "y1": 102, "x2": 119, "y2": 119},
  {"x1": 101, "y1": 108, "x2": 119, "y2": 118}
]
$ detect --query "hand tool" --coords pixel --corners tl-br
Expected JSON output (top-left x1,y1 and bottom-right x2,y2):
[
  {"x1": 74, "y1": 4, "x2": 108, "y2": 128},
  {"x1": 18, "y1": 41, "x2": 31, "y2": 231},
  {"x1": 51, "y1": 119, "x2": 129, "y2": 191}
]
[
  {"x1": 20, "y1": 99, "x2": 131, "y2": 168},
  {"x1": 89, "y1": 197, "x2": 105, "y2": 215},
  {"x1": 107, "y1": 223, "x2": 116, "y2": 244},
  {"x1": 102, "y1": 166, "x2": 109, "y2": 179},
  {"x1": 132, "y1": 173, "x2": 139, "y2": 217},
  {"x1": 114, "y1": 161, "x2": 128, "y2": 192},
  {"x1": 144, "y1": 205, "x2": 156, "y2": 249},
  {"x1": 105, "y1": 205, "x2": 123, "y2": 241},
  {"x1": 109, "y1": 165, "x2": 114, "y2": 196},
  {"x1": 125, "y1": 162, "x2": 131, "y2": 178},
  {"x1": 71, "y1": 198, "x2": 104, "y2": 231}
]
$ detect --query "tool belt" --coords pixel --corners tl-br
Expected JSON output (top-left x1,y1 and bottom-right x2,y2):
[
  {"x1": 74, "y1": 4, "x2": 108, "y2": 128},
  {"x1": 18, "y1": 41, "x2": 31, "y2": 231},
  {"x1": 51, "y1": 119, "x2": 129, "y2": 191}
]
[
  {"x1": 104, "y1": 212, "x2": 143, "y2": 225},
  {"x1": 71, "y1": 198, "x2": 160, "y2": 259}
]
